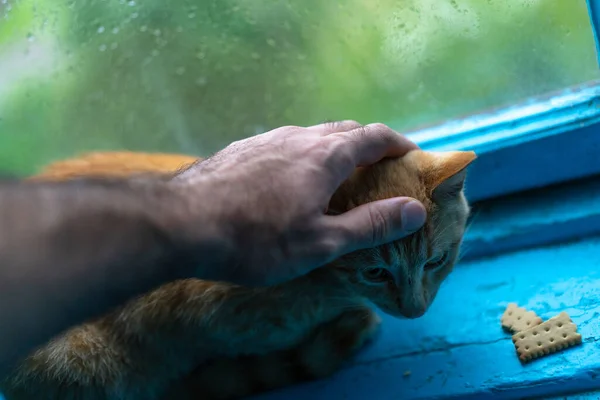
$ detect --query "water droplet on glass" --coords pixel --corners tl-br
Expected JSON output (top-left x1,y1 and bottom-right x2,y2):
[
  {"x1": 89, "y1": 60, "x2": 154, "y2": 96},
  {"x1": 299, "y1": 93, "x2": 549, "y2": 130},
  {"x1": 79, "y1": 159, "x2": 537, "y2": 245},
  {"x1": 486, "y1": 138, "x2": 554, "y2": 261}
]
[
  {"x1": 97, "y1": 26, "x2": 105, "y2": 33},
  {"x1": 112, "y1": 27, "x2": 119, "y2": 34},
  {"x1": 266, "y1": 38, "x2": 276, "y2": 46},
  {"x1": 176, "y1": 67, "x2": 185, "y2": 75},
  {"x1": 99, "y1": 44, "x2": 107, "y2": 52},
  {"x1": 131, "y1": 12, "x2": 138, "y2": 19},
  {"x1": 188, "y1": 12, "x2": 196, "y2": 18},
  {"x1": 153, "y1": 29, "x2": 161, "y2": 36},
  {"x1": 128, "y1": 0, "x2": 135, "y2": 5},
  {"x1": 140, "y1": 25, "x2": 147, "y2": 32},
  {"x1": 1, "y1": 0, "x2": 7, "y2": 5}
]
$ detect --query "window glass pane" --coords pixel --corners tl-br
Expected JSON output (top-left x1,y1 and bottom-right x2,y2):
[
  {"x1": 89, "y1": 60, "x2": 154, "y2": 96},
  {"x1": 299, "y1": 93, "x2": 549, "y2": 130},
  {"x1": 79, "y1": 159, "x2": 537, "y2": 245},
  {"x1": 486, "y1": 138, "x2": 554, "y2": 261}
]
[{"x1": 1, "y1": 0, "x2": 598, "y2": 174}]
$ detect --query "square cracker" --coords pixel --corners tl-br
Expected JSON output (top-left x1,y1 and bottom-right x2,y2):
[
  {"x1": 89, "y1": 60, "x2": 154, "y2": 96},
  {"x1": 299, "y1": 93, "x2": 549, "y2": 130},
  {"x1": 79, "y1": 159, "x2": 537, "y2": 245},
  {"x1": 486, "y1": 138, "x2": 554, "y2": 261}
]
[
  {"x1": 501, "y1": 303, "x2": 543, "y2": 333},
  {"x1": 512, "y1": 311, "x2": 582, "y2": 363}
]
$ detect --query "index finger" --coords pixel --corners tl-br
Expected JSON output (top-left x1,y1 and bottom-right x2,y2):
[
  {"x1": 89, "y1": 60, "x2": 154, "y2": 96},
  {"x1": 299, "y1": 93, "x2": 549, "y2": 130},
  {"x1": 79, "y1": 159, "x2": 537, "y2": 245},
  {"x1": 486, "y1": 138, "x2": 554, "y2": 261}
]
[{"x1": 326, "y1": 123, "x2": 419, "y2": 177}]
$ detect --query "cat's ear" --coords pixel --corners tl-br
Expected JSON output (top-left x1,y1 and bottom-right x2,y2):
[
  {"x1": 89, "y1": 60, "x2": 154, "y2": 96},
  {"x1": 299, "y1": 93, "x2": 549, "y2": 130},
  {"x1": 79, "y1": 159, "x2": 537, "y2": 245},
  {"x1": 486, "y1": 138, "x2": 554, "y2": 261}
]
[{"x1": 423, "y1": 151, "x2": 477, "y2": 202}]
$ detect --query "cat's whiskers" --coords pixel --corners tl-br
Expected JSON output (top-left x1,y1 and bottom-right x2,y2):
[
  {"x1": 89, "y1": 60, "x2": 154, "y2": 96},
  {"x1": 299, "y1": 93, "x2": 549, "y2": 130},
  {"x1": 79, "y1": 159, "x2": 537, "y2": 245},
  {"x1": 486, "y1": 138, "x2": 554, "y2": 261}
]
[{"x1": 433, "y1": 221, "x2": 460, "y2": 250}]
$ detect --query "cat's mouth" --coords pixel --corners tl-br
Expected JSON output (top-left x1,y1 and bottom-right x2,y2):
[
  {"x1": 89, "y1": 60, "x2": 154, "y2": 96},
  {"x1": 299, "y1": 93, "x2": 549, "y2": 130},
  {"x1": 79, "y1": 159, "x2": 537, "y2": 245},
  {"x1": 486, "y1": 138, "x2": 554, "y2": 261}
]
[
  {"x1": 399, "y1": 307, "x2": 427, "y2": 319},
  {"x1": 375, "y1": 301, "x2": 428, "y2": 319}
]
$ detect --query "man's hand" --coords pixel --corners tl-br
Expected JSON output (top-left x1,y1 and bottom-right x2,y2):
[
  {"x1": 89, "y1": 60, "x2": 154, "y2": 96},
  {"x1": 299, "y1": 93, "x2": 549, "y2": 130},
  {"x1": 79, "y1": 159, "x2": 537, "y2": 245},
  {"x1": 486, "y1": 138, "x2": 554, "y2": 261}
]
[
  {"x1": 174, "y1": 121, "x2": 426, "y2": 285},
  {"x1": 0, "y1": 120, "x2": 424, "y2": 373}
]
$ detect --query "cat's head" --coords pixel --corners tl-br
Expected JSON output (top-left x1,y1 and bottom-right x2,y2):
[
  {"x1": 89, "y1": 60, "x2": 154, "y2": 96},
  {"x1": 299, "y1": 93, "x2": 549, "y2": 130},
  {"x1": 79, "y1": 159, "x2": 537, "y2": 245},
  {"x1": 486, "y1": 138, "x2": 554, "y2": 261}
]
[{"x1": 329, "y1": 149, "x2": 476, "y2": 318}]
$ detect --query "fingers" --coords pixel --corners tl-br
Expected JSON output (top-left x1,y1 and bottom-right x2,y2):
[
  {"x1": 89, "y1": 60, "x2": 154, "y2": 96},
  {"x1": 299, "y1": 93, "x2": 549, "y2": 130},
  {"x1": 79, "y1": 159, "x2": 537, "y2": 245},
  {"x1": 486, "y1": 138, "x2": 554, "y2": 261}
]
[
  {"x1": 319, "y1": 123, "x2": 419, "y2": 188},
  {"x1": 324, "y1": 197, "x2": 426, "y2": 256},
  {"x1": 307, "y1": 120, "x2": 364, "y2": 135},
  {"x1": 333, "y1": 123, "x2": 419, "y2": 166}
]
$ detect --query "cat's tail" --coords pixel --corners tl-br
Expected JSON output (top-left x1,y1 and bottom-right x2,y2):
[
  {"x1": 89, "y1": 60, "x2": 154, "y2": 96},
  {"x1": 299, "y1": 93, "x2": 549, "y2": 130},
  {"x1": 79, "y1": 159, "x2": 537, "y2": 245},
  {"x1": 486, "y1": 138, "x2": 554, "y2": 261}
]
[
  {"x1": 28, "y1": 151, "x2": 199, "y2": 182},
  {"x1": 164, "y1": 308, "x2": 380, "y2": 400}
]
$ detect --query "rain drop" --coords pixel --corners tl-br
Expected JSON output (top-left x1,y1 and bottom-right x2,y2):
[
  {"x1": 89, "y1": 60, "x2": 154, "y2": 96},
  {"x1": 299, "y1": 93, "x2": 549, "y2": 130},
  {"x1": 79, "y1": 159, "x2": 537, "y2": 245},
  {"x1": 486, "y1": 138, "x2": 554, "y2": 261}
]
[{"x1": 97, "y1": 26, "x2": 105, "y2": 33}]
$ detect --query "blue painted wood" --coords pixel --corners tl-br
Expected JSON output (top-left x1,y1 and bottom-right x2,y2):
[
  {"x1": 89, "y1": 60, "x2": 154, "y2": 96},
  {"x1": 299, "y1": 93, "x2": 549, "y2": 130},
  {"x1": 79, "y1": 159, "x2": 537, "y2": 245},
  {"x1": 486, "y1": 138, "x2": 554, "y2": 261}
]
[
  {"x1": 462, "y1": 122, "x2": 600, "y2": 203},
  {"x1": 251, "y1": 236, "x2": 600, "y2": 400},
  {"x1": 402, "y1": 81, "x2": 600, "y2": 203},
  {"x1": 462, "y1": 176, "x2": 600, "y2": 261},
  {"x1": 544, "y1": 391, "x2": 600, "y2": 399},
  {"x1": 406, "y1": 82, "x2": 600, "y2": 153}
]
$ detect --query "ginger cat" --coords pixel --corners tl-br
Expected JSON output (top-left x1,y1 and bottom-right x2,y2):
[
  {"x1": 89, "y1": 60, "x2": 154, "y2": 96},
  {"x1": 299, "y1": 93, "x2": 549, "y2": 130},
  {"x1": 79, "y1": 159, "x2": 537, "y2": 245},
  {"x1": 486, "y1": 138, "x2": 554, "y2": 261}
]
[{"x1": 1, "y1": 149, "x2": 476, "y2": 399}]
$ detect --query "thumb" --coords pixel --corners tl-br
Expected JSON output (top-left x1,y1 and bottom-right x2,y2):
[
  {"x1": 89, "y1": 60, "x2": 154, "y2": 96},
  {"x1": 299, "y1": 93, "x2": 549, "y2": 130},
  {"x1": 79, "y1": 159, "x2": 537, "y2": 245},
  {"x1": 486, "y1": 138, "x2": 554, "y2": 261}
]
[{"x1": 330, "y1": 197, "x2": 426, "y2": 254}]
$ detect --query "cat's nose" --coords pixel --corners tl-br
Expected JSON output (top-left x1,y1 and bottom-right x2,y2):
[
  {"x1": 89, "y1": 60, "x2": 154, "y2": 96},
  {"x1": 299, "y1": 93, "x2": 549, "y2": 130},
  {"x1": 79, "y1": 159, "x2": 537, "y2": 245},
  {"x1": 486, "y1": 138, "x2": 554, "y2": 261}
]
[{"x1": 400, "y1": 294, "x2": 427, "y2": 318}]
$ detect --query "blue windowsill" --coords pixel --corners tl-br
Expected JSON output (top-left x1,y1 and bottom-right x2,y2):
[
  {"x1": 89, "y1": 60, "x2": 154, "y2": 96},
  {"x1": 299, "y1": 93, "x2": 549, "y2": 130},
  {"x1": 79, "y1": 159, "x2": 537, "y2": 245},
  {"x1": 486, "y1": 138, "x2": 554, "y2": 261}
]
[{"x1": 252, "y1": 238, "x2": 600, "y2": 400}]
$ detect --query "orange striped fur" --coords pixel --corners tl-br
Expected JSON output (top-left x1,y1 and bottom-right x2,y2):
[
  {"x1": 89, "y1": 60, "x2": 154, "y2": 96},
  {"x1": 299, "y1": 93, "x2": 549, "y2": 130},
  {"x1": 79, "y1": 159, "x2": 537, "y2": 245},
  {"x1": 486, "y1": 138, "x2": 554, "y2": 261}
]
[{"x1": 1, "y1": 149, "x2": 476, "y2": 399}]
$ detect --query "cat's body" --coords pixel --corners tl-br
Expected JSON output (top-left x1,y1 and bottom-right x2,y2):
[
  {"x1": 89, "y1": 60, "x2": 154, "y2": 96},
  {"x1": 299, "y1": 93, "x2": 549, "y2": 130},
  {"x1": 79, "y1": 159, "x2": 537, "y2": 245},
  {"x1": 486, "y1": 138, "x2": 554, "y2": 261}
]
[{"x1": 2, "y1": 149, "x2": 476, "y2": 399}]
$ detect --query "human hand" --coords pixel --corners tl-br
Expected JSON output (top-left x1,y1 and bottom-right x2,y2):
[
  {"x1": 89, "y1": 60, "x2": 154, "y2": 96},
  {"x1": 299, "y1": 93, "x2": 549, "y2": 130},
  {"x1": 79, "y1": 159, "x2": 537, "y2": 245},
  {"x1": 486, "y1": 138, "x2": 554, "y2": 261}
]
[{"x1": 172, "y1": 121, "x2": 427, "y2": 285}]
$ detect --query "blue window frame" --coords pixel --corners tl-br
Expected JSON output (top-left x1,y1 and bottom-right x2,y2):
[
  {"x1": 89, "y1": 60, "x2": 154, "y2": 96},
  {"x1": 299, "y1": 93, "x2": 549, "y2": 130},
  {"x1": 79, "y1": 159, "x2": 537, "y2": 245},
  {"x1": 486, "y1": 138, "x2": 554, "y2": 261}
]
[{"x1": 410, "y1": 80, "x2": 600, "y2": 203}]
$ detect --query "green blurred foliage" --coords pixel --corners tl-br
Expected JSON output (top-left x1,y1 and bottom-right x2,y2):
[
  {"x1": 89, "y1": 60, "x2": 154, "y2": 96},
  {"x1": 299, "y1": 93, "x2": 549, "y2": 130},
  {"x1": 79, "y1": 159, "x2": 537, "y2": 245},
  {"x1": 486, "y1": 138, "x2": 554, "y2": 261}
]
[{"x1": 0, "y1": 0, "x2": 598, "y2": 174}]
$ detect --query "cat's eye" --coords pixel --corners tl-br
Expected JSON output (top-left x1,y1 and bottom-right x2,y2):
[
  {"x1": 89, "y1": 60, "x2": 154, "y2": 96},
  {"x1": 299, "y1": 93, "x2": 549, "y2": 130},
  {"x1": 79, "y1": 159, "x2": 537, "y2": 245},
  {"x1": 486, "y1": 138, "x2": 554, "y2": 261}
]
[
  {"x1": 424, "y1": 252, "x2": 449, "y2": 271},
  {"x1": 363, "y1": 268, "x2": 393, "y2": 283}
]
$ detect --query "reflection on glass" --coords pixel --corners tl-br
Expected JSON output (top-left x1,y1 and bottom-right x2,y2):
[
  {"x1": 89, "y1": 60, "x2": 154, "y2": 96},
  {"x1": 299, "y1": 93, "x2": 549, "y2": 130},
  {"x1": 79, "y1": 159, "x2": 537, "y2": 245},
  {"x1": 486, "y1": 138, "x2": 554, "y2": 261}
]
[{"x1": 0, "y1": 0, "x2": 598, "y2": 174}]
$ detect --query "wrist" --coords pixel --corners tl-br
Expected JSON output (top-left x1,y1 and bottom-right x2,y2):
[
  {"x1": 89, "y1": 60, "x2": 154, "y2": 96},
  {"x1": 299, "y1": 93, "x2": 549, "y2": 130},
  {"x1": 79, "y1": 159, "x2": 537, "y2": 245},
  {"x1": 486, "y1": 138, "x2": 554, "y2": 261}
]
[{"x1": 160, "y1": 177, "x2": 236, "y2": 282}]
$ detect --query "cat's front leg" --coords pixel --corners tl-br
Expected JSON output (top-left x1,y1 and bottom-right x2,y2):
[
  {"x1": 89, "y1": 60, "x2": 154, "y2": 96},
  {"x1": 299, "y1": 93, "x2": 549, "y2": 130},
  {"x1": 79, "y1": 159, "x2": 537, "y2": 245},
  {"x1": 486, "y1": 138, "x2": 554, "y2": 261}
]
[
  {"x1": 163, "y1": 306, "x2": 381, "y2": 400},
  {"x1": 121, "y1": 267, "x2": 360, "y2": 360}
]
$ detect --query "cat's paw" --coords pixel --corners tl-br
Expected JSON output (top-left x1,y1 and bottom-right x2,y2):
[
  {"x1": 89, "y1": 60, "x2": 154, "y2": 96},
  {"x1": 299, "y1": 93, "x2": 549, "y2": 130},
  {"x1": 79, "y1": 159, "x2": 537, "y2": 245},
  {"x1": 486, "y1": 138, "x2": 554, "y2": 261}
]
[
  {"x1": 293, "y1": 307, "x2": 381, "y2": 378},
  {"x1": 334, "y1": 307, "x2": 382, "y2": 352}
]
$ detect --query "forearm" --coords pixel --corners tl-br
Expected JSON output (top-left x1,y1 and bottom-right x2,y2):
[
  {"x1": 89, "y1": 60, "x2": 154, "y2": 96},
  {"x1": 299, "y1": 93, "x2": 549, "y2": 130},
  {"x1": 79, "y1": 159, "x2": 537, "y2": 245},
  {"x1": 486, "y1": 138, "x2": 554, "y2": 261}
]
[{"x1": 0, "y1": 178, "x2": 217, "y2": 375}]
